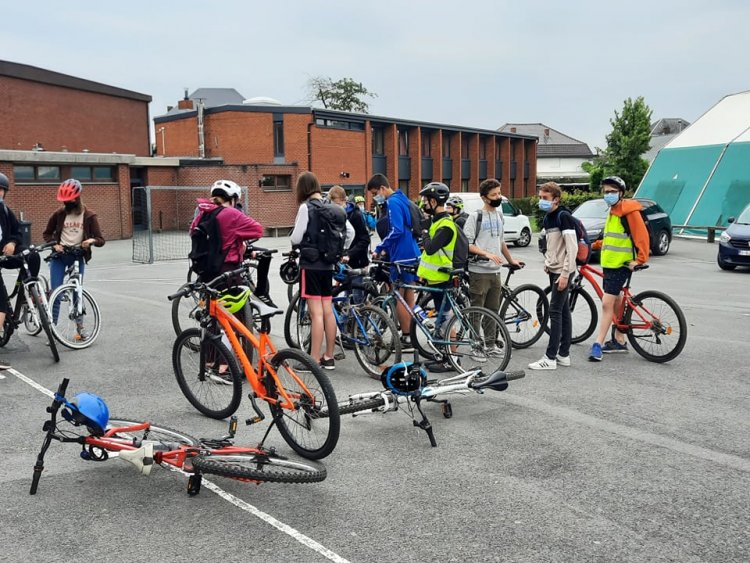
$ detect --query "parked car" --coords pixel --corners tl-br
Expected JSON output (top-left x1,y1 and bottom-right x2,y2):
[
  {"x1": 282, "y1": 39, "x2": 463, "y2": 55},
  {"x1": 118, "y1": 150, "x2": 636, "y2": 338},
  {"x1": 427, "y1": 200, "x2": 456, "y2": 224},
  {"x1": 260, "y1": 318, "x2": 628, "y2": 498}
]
[
  {"x1": 453, "y1": 192, "x2": 532, "y2": 247},
  {"x1": 572, "y1": 198, "x2": 673, "y2": 258},
  {"x1": 717, "y1": 202, "x2": 750, "y2": 270}
]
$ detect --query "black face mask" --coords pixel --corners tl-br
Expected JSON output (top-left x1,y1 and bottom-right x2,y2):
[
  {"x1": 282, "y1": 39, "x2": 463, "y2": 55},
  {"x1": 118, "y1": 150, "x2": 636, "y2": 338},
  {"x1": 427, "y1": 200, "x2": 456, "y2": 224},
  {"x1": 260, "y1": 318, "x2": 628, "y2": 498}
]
[
  {"x1": 64, "y1": 202, "x2": 78, "y2": 212},
  {"x1": 423, "y1": 204, "x2": 436, "y2": 216},
  {"x1": 487, "y1": 198, "x2": 502, "y2": 208}
]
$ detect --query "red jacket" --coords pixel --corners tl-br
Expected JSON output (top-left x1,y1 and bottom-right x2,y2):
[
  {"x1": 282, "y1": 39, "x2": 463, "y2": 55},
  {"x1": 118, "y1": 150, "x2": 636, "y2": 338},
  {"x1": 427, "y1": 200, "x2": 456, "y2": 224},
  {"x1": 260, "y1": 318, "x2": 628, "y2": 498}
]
[{"x1": 190, "y1": 199, "x2": 263, "y2": 264}]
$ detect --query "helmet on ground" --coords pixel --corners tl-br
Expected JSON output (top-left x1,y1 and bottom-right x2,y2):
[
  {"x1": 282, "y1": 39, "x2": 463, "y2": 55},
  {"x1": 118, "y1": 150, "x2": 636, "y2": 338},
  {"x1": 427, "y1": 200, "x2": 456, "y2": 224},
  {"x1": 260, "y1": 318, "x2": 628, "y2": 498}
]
[
  {"x1": 419, "y1": 182, "x2": 450, "y2": 205},
  {"x1": 62, "y1": 392, "x2": 110, "y2": 436},
  {"x1": 217, "y1": 286, "x2": 252, "y2": 314},
  {"x1": 279, "y1": 258, "x2": 300, "y2": 284},
  {"x1": 446, "y1": 195, "x2": 464, "y2": 210},
  {"x1": 381, "y1": 362, "x2": 427, "y2": 395},
  {"x1": 0, "y1": 172, "x2": 9, "y2": 191},
  {"x1": 601, "y1": 176, "x2": 627, "y2": 192},
  {"x1": 354, "y1": 195, "x2": 365, "y2": 204},
  {"x1": 211, "y1": 180, "x2": 242, "y2": 201},
  {"x1": 57, "y1": 179, "x2": 82, "y2": 202}
]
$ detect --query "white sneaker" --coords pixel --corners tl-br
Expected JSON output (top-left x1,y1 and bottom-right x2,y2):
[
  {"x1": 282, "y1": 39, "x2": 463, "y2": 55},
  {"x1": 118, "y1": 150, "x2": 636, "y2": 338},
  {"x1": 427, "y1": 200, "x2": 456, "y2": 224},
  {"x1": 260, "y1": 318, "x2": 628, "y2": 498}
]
[
  {"x1": 556, "y1": 355, "x2": 571, "y2": 367},
  {"x1": 528, "y1": 357, "x2": 557, "y2": 370},
  {"x1": 487, "y1": 345, "x2": 505, "y2": 357}
]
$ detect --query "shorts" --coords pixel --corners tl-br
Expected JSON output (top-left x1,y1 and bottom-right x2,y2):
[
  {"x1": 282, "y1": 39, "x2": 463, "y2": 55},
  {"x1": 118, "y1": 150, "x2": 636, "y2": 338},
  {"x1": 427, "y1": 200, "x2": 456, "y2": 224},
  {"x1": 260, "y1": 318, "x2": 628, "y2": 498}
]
[
  {"x1": 602, "y1": 267, "x2": 632, "y2": 296},
  {"x1": 301, "y1": 269, "x2": 333, "y2": 300},
  {"x1": 390, "y1": 259, "x2": 419, "y2": 285}
]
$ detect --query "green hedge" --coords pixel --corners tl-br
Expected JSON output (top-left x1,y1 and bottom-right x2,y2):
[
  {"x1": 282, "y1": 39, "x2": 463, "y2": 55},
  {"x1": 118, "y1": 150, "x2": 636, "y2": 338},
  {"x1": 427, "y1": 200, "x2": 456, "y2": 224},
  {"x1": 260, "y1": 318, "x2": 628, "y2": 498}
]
[{"x1": 511, "y1": 191, "x2": 603, "y2": 232}]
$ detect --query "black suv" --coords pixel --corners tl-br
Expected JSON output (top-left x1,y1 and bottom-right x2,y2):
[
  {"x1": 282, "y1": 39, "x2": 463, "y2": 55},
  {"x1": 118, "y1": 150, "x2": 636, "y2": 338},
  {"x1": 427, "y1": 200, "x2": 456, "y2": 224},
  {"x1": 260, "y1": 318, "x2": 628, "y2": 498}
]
[{"x1": 572, "y1": 198, "x2": 672, "y2": 257}]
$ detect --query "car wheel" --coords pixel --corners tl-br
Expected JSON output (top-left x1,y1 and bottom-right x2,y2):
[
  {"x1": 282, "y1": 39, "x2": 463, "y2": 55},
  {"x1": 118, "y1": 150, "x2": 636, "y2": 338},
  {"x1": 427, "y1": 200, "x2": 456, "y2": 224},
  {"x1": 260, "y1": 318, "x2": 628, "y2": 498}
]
[
  {"x1": 652, "y1": 229, "x2": 670, "y2": 256},
  {"x1": 515, "y1": 228, "x2": 531, "y2": 247},
  {"x1": 717, "y1": 253, "x2": 736, "y2": 271}
]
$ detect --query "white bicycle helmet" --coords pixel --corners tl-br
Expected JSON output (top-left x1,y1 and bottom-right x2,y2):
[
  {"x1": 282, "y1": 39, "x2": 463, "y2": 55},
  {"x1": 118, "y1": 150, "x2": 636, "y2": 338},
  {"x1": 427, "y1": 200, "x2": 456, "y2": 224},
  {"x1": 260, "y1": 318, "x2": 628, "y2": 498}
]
[{"x1": 211, "y1": 180, "x2": 242, "y2": 201}]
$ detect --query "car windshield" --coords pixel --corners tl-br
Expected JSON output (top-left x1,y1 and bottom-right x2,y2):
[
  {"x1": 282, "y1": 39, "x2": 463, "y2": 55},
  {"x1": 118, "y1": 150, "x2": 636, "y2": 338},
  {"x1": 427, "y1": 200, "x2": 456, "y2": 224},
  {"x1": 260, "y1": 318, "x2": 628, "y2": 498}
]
[
  {"x1": 573, "y1": 199, "x2": 609, "y2": 219},
  {"x1": 736, "y1": 204, "x2": 750, "y2": 225}
]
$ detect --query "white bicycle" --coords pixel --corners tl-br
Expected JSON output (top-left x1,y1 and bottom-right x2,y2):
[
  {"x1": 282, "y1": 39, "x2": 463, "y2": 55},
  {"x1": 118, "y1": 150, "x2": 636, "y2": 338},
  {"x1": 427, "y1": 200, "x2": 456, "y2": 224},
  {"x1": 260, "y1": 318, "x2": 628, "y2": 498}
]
[{"x1": 47, "y1": 246, "x2": 101, "y2": 349}]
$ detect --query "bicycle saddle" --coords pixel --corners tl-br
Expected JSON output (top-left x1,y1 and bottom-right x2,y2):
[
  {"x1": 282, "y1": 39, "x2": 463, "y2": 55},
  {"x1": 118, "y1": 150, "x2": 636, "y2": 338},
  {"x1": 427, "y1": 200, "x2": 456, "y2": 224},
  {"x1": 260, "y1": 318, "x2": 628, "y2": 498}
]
[
  {"x1": 248, "y1": 296, "x2": 283, "y2": 318},
  {"x1": 470, "y1": 370, "x2": 525, "y2": 392}
]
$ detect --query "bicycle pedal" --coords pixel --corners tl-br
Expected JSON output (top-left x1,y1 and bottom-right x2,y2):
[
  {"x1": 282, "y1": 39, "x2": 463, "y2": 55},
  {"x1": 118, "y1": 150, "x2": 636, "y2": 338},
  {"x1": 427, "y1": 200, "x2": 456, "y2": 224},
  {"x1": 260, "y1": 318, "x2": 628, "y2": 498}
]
[
  {"x1": 245, "y1": 416, "x2": 263, "y2": 426},
  {"x1": 334, "y1": 352, "x2": 345, "y2": 361}
]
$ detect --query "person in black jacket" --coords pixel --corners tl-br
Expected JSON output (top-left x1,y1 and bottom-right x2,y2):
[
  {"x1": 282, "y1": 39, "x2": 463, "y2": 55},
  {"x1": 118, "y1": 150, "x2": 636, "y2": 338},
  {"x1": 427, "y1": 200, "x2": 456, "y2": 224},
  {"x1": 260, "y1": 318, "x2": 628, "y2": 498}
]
[
  {"x1": 342, "y1": 193, "x2": 371, "y2": 303},
  {"x1": 0, "y1": 173, "x2": 26, "y2": 369}
]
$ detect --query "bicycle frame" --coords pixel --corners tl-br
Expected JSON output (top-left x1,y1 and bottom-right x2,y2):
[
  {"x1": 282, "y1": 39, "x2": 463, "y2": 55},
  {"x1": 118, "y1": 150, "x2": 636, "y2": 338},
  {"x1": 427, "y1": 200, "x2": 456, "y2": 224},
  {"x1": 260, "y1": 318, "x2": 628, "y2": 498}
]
[{"x1": 208, "y1": 298, "x2": 316, "y2": 412}]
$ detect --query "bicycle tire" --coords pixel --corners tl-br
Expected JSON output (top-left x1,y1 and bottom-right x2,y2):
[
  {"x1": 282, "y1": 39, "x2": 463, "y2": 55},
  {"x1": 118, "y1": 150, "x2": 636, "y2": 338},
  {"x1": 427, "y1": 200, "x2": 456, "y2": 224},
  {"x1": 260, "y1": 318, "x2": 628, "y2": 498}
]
[
  {"x1": 31, "y1": 284, "x2": 59, "y2": 362},
  {"x1": 283, "y1": 291, "x2": 302, "y2": 349},
  {"x1": 443, "y1": 306, "x2": 511, "y2": 372},
  {"x1": 543, "y1": 285, "x2": 598, "y2": 344},
  {"x1": 337, "y1": 394, "x2": 388, "y2": 415},
  {"x1": 172, "y1": 328, "x2": 243, "y2": 419},
  {"x1": 23, "y1": 275, "x2": 47, "y2": 336},
  {"x1": 623, "y1": 290, "x2": 687, "y2": 363},
  {"x1": 49, "y1": 286, "x2": 101, "y2": 349},
  {"x1": 171, "y1": 283, "x2": 203, "y2": 339},
  {"x1": 351, "y1": 304, "x2": 402, "y2": 377},
  {"x1": 499, "y1": 284, "x2": 548, "y2": 349},
  {"x1": 267, "y1": 348, "x2": 340, "y2": 460},
  {"x1": 192, "y1": 452, "x2": 326, "y2": 484},
  {"x1": 106, "y1": 418, "x2": 200, "y2": 447}
]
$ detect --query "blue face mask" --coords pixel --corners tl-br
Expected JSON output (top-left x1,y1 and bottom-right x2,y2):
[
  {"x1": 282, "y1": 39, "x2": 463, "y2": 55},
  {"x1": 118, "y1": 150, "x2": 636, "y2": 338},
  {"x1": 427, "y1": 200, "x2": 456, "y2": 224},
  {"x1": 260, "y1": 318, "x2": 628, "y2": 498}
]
[
  {"x1": 373, "y1": 194, "x2": 385, "y2": 205},
  {"x1": 538, "y1": 199, "x2": 553, "y2": 212},
  {"x1": 603, "y1": 193, "x2": 620, "y2": 206}
]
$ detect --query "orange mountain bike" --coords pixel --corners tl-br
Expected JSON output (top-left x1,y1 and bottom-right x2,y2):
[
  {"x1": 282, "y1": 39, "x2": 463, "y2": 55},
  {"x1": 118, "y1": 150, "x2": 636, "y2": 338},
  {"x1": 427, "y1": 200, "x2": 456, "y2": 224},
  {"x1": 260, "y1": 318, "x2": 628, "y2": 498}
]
[
  {"x1": 30, "y1": 379, "x2": 326, "y2": 497},
  {"x1": 543, "y1": 263, "x2": 687, "y2": 363},
  {"x1": 169, "y1": 262, "x2": 340, "y2": 460}
]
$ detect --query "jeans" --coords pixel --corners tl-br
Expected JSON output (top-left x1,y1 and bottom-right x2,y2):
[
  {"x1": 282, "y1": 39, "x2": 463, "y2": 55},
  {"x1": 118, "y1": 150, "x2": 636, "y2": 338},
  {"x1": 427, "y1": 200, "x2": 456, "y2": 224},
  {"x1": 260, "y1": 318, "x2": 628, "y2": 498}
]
[{"x1": 546, "y1": 272, "x2": 571, "y2": 360}]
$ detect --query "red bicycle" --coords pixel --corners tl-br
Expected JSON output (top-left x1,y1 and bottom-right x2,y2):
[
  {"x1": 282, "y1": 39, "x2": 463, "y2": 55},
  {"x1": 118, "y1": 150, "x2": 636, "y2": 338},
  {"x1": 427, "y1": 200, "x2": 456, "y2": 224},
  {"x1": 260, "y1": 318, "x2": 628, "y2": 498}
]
[
  {"x1": 30, "y1": 379, "x2": 326, "y2": 497},
  {"x1": 543, "y1": 263, "x2": 687, "y2": 363}
]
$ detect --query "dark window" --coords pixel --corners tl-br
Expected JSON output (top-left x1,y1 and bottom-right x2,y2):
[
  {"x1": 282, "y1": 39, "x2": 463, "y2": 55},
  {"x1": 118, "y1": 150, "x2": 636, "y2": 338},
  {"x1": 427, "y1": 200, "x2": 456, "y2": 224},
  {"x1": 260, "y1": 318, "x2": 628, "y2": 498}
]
[
  {"x1": 461, "y1": 135, "x2": 470, "y2": 157},
  {"x1": 422, "y1": 131, "x2": 432, "y2": 157},
  {"x1": 261, "y1": 175, "x2": 292, "y2": 192},
  {"x1": 315, "y1": 118, "x2": 364, "y2": 131},
  {"x1": 398, "y1": 180, "x2": 409, "y2": 192},
  {"x1": 443, "y1": 135, "x2": 451, "y2": 158},
  {"x1": 461, "y1": 179, "x2": 469, "y2": 192},
  {"x1": 93, "y1": 166, "x2": 115, "y2": 181},
  {"x1": 479, "y1": 138, "x2": 487, "y2": 160},
  {"x1": 72, "y1": 166, "x2": 92, "y2": 181},
  {"x1": 13, "y1": 165, "x2": 60, "y2": 183},
  {"x1": 70, "y1": 166, "x2": 115, "y2": 182},
  {"x1": 372, "y1": 128, "x2": 385, "y2": 155},
  {"x1": 273, "y1": 120, "x2": 284, "y2": 157},
  {"x1": 13, "y1": 165, "x2": 34, "y2": 181},
  {"x1": 443, "y1": 178, "x2": 451, "y2": 189},
  {"x1": 398, "y1": 129, "x2": 409, "y2": 156},
  {"x1": 37, "y1": 166, "x2": 61, "y2": 181},
  {"x1": 496, "y1": 139, "x2": 502, "y2": 160}
]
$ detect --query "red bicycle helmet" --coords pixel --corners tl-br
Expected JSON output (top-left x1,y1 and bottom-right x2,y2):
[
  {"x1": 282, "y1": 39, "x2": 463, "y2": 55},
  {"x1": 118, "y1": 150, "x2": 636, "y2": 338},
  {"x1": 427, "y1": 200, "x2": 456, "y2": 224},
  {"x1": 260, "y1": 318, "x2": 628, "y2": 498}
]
[{"x1": 57, "y1": 179, "x2": 83, "y2": 202}]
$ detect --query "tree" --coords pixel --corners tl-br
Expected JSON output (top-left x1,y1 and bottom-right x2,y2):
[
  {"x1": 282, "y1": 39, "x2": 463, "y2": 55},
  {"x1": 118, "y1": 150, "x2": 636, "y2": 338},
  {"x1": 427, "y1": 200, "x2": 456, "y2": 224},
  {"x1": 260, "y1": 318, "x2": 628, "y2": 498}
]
[
  {"x1": 584, "y1": 96, "x2": 653, "y2": 192},
  {"x1": 307, "y1": 76, "x2": 377, "y2": 113}
]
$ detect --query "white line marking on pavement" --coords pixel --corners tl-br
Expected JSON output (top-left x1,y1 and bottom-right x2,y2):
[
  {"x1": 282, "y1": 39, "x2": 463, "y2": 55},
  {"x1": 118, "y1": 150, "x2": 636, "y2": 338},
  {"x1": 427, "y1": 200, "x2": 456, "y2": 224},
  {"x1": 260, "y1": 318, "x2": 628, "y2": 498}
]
[
  {"x1": 11, "y1": 369, "x2": 350, "y2": 563},
  {"x1": 503, "y1": 394, "x2": 750, "y2": 473}
]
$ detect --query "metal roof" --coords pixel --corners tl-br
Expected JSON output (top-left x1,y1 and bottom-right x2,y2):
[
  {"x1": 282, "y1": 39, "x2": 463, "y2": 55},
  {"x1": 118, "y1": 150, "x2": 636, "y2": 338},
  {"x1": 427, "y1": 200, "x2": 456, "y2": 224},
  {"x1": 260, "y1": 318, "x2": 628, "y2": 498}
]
[{"x1": 497, "y1": 123, "x2": 593, "y2": 156}]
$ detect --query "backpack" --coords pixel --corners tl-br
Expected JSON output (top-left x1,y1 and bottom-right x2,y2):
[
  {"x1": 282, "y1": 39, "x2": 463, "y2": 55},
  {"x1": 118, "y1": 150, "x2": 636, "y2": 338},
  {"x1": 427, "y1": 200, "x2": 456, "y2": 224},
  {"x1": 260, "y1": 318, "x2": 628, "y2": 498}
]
[
  {"x1": 539, "y1": 210, "x2": 591, "y2": 266},
  {"x1": 189, "y1": 207, "x2": 225, "y2": 280},
  {"x1": 364, "y1": 211, "x2": 377, "y2": 231},
  {"x1": 305, "y1": 199, "x2": 346, "y2": 264},
  {"x1": 407, "y1": 200, "x2": 425, "y2": 240},
  {"x1": 438, "y1": 218, "x2": 470, "y2": 271}
]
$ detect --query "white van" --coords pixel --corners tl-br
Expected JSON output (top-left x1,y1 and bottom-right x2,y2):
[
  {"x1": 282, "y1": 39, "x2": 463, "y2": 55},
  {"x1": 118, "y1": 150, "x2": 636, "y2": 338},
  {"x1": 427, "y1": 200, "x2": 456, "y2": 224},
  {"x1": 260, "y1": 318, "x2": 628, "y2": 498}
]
[{"x1": 450, "y1": 192, "x2": 532, "y2": 247}]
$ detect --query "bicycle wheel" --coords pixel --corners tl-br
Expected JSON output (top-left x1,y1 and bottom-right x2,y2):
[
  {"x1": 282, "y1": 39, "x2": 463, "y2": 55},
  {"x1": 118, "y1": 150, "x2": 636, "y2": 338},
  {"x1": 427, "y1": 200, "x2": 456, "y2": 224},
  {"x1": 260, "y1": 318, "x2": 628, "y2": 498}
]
[
  {"x1": 283, "y1": 291, "x2": 302, "y2": 349},
  {"x1": 443, "y1": 306, "x2": 511, "y2": 372},
  {"x1": 23, "y1": 275, "x2": 47, "y2": 336},
  {"x1": 543, "y1": 285, "x2": 598, "y2": 344},
  {"x1": 106, "y1": 418, "x2": 200, "y2": 447},
  {"x1": 337, "y1": 394, "x2": 388, "y2": 415},
  {"x1": 351, "y1": 304, "x2": 402, "y2": 378},
  {"x1": 172, "y1": 328, "x2": 243, "y2": 419},
  {"x1": 623, "y1": 290, "x2": 687, "y2": 363},
  {"x1": 0, "y1": 310, "x2": 12, "y2": 347},
  {"x1": 30, "y1": 284, "x2": 58, "y2": 362},
  {"x1": 192, "y1": 452, "x2": 326, "y2": 484},
  {"x1": 267, "y1": 348, "x2": 340, "y2": 460},
  {"x1": 499, "y1": 284, "x2": 548, "y2": 349},
  {"x1": 49, "y1": 286, "x2": 101, "y2": 349},
  {"x1": 294, "y1": 295, "x2": 313, "y2": 353},
  {"x1": 171, "y1": 283, "x2": 203, "y2": 339}
]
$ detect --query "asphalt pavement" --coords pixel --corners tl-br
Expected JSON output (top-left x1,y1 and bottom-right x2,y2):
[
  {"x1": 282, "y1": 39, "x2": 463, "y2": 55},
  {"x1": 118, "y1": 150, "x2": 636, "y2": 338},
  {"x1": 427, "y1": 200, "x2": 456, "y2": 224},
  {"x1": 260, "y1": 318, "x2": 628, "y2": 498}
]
[{"x1": 1, "y1": 235, "x2": 748, "y2": 563}]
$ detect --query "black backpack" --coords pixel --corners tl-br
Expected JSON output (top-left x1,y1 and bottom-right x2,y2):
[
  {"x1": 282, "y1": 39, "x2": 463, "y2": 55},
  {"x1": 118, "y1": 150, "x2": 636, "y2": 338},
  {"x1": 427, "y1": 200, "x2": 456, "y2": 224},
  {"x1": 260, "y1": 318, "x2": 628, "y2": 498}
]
[
  {"x1": 438, "y1": 218, "x2": 469, "y2": 271},
  {"x1": 305, "y1": 199, "x2": 347, "y2": 264},
  {"x1": 189, "y1": 207, "x2": 225, "y2": 280},
  {"x1": 407, "y1": 200, "x2": 426, "y2": 239}
]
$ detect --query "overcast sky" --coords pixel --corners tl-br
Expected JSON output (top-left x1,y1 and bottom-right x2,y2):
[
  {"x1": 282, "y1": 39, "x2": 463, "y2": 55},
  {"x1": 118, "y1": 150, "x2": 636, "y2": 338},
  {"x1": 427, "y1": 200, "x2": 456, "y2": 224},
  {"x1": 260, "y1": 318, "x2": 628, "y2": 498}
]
[{"x1": 5, "y1": 1, "x2": 749, "y2": 150}]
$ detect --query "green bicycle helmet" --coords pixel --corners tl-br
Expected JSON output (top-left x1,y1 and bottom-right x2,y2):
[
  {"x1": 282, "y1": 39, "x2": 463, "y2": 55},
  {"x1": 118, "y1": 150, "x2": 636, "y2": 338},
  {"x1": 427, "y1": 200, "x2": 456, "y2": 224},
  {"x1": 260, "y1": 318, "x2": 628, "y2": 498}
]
[{"x1": 217, "y1": 286, "x2": 252, "y2": 313}]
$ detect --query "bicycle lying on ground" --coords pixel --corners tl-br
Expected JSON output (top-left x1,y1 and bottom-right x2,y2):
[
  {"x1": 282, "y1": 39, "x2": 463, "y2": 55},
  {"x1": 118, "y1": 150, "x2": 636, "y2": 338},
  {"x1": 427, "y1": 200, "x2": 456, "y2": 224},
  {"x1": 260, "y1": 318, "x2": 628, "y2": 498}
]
[
  {"x1": 46, "y1": 245, "x2": 101, "y2": 349},
  {"x1": 30, "y1": 378, "x2": 326, "y2": 497},
  {"x1": 0, "y1": 242, "x2": 59, "y2": 362},
  {"x1": 326, "y1": 349, "x2": 525, "y2": 447},
  {"x1": 543, "y1": 263, "x2": 687, "y2": 362},
  {"x1": 170, "y1": 262, "x2": 340, "y2": 460}
]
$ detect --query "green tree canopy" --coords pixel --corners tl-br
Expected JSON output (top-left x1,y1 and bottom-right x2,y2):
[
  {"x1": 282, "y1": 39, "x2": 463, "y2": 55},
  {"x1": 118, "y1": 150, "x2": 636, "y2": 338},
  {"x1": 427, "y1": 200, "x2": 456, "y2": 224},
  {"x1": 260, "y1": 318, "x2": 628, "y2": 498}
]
[{"x1": 307, "y1": 76, "x2": 377, "y2": 113}]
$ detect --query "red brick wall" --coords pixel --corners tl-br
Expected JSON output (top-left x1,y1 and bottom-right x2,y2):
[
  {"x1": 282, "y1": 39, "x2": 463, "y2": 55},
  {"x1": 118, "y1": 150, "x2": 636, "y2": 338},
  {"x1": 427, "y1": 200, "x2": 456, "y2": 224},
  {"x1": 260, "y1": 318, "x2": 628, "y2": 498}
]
[
  {"x1": 0, "y1": 76, "x2": 149, "y2": 156},
  {"x1": 310, "y1": 126, "x2": 368, "y2": 187},
  {"x1": 158, "y1": 117, "x2": 199, "y2": 157}
]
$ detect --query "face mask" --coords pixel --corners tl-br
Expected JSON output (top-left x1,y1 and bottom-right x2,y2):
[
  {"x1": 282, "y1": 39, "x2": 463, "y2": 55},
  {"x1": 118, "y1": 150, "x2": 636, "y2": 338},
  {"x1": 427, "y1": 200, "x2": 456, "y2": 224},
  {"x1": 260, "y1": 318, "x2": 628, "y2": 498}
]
[
  {"x1": 64, "y1": 202, "x2": 78, "y2": 212},
  {"x1": 373, "y1": 194, "x2": 385, "y2": 205},
  {"x1": 603, "y1": 193, "x2": 620, "y2": 206},
  {"x1": 487, "y1": 198, "x2": 502, "y2": 208},
  {"x1": 538, "y1": 199, "x2": 554, "y2": 212},
  {"x1": 357, "y1": 204, "x2": 365, "y2": 211}
]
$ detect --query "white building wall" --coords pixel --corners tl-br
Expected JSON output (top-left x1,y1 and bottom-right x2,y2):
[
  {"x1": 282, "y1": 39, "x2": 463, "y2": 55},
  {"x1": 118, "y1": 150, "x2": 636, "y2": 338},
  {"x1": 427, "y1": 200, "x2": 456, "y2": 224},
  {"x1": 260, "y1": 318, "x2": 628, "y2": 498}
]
[{"x1": 536, "y1": 156, "x2": 590, "y2": 179}]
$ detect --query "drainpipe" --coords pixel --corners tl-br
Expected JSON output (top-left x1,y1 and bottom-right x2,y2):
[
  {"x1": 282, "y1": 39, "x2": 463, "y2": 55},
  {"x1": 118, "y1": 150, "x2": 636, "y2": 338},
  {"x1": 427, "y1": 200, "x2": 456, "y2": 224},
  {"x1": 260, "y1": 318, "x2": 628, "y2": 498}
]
[
  {"x1": 307, "y1": 122, "x2": 313, "y2": 171},
  {"x1": 197, "y1": 98, "x2": 206, "y2": 158}
]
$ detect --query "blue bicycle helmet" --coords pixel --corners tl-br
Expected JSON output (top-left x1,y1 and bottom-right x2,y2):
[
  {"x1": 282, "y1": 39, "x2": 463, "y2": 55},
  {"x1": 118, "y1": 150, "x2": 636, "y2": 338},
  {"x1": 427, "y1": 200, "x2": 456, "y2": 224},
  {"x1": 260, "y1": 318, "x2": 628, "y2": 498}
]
[
  {"x1": 62, "y1": 392, "x2": 110, "y2": 436},
  {"x1": 381, "y1": 362, "x2": 427, "y2": 395}
]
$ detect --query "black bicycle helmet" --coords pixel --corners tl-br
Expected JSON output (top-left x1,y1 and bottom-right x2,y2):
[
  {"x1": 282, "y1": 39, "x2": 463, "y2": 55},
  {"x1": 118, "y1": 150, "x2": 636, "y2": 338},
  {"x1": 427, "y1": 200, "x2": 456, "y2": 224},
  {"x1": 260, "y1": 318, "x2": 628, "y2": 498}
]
[
  {"x1": 279, "y1": 258, "x2": 300, "y2": 284},
  {"x1": 602, "y1": 176, "x2": 627, "y2": 193},
  {"x1": 419, "y1": 182, "x2": 450, "y2": 205},
  {"x1": 381, "y1": 361, "x2": 427, "y2": 395},
  {"x1": 0, "y1": 172, "x2": 9, "y2": 191}
]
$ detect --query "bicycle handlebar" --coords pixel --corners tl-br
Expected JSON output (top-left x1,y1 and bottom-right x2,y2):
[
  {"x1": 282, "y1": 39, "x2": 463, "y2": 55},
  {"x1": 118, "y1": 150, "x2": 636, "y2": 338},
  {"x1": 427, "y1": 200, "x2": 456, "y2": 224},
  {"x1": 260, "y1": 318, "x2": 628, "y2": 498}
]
[
  {"x1": 0, "y1": 241, "x2": 56, "y2": 264},
  {"x1": 167, "y1": 260, "x2": 254, "y2": 301},
  {"x1": 45, "y1": 244, "x2": 86, "y2": 262}
]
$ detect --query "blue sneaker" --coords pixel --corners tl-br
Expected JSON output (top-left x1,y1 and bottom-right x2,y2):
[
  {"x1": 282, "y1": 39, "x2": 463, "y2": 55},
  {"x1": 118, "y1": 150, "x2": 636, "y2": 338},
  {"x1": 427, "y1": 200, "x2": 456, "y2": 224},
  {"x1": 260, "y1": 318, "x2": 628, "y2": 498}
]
[
  {"x1": 602, "y1": 339, "x2": 628, "y2": 353},
  {"x1": 589, "y1": 342, "x2": 603, "y2": 362}
]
